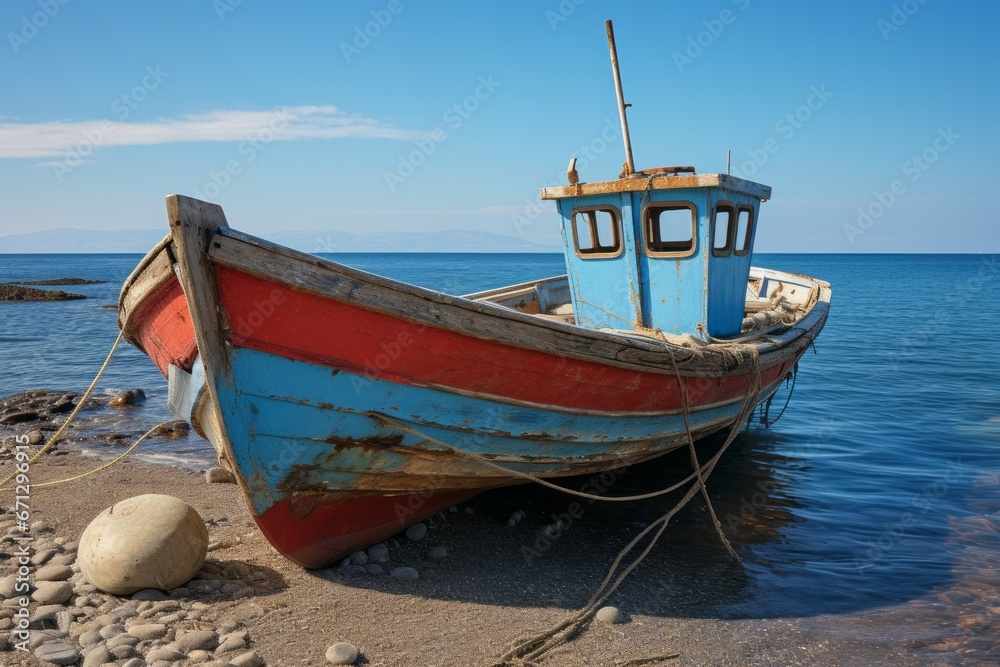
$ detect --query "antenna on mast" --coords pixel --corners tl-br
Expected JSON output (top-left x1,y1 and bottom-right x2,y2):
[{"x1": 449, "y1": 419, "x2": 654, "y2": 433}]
[{"x1": 605, "y1": 20, "x2": 635, "y2": 177}]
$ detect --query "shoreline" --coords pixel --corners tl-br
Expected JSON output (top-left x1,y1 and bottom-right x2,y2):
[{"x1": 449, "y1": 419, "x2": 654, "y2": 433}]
[{"x1": 2, "y1": 448, "x2": 958, "y2": 666}]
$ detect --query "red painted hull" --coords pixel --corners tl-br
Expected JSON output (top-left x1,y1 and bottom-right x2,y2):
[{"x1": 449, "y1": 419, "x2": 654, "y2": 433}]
[
  {"x1": 127, "y1": 267, "x2": 795, "y2": 414},
  {"x1": 254, "y1": 489, "x2": 476, "y2": 568}
]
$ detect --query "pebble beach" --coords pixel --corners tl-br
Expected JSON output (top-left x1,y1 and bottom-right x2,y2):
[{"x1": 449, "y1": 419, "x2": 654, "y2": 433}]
[{"x1": 2, "y1": 394, "x2": 999, "y2": 666}]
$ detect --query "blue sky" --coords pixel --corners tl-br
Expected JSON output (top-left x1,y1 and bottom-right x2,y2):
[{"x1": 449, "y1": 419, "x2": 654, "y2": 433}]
[{"x1": 0, "y1": 0, "x2": 997, "y2": 252}]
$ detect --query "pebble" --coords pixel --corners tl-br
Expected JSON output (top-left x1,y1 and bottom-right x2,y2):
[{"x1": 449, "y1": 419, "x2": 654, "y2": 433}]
[
  {"x1": 110, "y1": 644, "x2": 138, "y2": 660},
  {"x1": 175, "y1": 629, "x2": 219, "y2": 652},
  {"x1": 349, "y1": 550, "x2": 368, "y2": 566},
  {"x1": 79, "y1": 630, "x2": 103, "y2": 646},
  {"x1": 28, "y1": 628, "x2": 66, "y2": 650},
  {"x1": 32, "y1": 548, "x2": 57, "y2": 566},
  {"x1": 30, "y1": 608, "x2": 73, "y2": 634},
  {"x1": 34, "y1": 642, "x2": 79, "y2": 665},
  {"x1": 106, "y1": 633, "x2": 140, "y2": 649},
  {"x1": 0, "y1": 573, "x2": 17, "y2": 597},
  {"x1": 326, "y1": 642, "x2": 360, "y2": 665},
  {"x1": 216, "y1": 630, "x2": 248, "y2": 653},
  {"x1": 146, "y1": 646, "x2": 184, "y2": 662},
  {"x1": 35, "y1": 563, "x2": 73, "y2": 582},
  {"x1": 367, "y1": 543, "x2": 389, "y2": 563},
  {"x1": 148, "y1": 600, "x2": 182, "y2": 615},
  {"x1": 82, "y1": 645, "x2": 112, "y2": 667},
  {"x1": 99, "y1": 622, "x2": 126, "y2": 639},
  {"x1": 128, "y1": 622, "x2": 168, "y2": 640},
  {"x1": 32, "y1": 580, "x2": 74, "y2": 604},
  {"x1": 122, "y1": 659, "x2": 145, "y2": 667},
  {"x1": 31, "y1": 520, "x2": 52, "y2": 533},
  {"x1": 365, "y1": 564, "x2": 385, "y2": 576},
  {"x1": 132, "y1": 588, "x2": 170, "y2": 601},
  {"x1": 595, "y1": 606, "x2": 624, "y2": 624},
  {"x1": 342, "y1": 565, "x2": 367, "y2": 578},
  {"x1": 229, "y1": 651, "x2": 266, "y2": 667},
  {"x1": 391, "y1": 566, "x2": 419, "y2": 581},
  {"x1": 206, "y1": 467, "x2": 237, "y2": 484},
  {"x1": 230, "y1": 585, "x2": 254, "y2": 599},
  {"x1": 405, "y1": 523, "x2": 427, "y2": 541},
  {"x1": 428, "y1": 546, "x2": 448, "y2": 560}
]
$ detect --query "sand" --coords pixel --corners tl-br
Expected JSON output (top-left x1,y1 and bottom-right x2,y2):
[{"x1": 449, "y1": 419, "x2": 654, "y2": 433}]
[{"x1": 0, "y1": 447, "x2": 947, "y2": 667}]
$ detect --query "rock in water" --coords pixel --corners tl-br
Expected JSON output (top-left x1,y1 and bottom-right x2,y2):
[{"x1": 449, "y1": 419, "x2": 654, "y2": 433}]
[
  {"x1": 108, "y1": 388, "x2": 146, "y2": 408},
  {"x1": 326, "y1": 642, "x2": 360, "y2": 665},
  {"x1": 78, "y1": 494, "x2": 208, "y2": 594}
]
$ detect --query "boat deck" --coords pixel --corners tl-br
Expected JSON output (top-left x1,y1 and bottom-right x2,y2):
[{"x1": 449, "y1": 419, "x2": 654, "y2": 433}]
[{"x1": 465, "y1": 267, "x2": 823, "y2": 339}]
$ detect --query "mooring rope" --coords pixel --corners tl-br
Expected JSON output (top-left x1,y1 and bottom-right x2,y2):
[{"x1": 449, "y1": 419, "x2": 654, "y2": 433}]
[
  {"x1": 372, "y1": 339, "x2": 763, "y2": 667},
  {"x1": 372, "y1": 414, "x2": 718, "y2": 505},
  {"x1": 0, "y1": 330, "x2": 124, "y2": 490},
  {"x1": 31, "y1": 421, "x2": 169, "y2": 488},
  {"x1": 491, "y1": 347, "x2": 762, "y2": 666}
]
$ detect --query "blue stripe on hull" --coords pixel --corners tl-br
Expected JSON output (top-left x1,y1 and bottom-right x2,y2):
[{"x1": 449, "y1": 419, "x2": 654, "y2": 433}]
[{"x1": 218, "y1": 348, "x2": 751, "y2": 514}]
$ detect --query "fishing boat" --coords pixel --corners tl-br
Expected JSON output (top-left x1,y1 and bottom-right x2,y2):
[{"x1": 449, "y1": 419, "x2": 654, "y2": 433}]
[{"x1": 117, "y1": 24, "x2": 830, "y2": 568}]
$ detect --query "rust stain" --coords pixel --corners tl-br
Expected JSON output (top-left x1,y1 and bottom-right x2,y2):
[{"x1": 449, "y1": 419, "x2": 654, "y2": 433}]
[{"x1": 323, "y1": 434, "x2": 404, "y2": 448}]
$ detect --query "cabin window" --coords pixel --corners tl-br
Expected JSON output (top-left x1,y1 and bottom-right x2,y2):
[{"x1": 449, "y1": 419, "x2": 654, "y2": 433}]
[
  {"x1": 571, "y1": 207, "x2": 622, "y2": 257},
  {"x1": 712, "y1": 203, "x2": 736, "y2": 257},
  {"x1": 644, "y1": 203, "x2": 697, "y2": 257},
  {"x1": 735, "y1": 206, "x2": 754, "y2": 256}
]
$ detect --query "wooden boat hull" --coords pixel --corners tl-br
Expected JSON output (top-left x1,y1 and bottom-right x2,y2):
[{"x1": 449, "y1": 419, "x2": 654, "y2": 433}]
[{"x1": 119, "y1": 197, "x2": 830, "y2": 568}]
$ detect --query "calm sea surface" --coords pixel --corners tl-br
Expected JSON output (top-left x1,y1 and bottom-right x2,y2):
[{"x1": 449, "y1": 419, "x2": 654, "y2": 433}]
[{"x1": 1, "y1": 252, "x2": 998, "y2": 658}]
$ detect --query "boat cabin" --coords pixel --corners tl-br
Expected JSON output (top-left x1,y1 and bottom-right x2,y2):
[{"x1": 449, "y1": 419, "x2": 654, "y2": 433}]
[{"x1": 540, "y1": 171, "x2": 771, "y2": 339}]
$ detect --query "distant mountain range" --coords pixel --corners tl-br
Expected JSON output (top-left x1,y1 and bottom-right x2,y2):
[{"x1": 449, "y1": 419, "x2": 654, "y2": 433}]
[{"x1": 0, "y1": 228, "x2": 560, "y2": 254}]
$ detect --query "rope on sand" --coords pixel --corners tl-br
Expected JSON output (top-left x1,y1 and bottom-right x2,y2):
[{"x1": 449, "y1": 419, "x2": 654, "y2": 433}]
[
  {"x1": 373, "y1": 341, "x2": 764, "y2": 667},
  {"x1": 32, "y1": 421, "x2": 169, "y2": 488},
  {"x1": 0, "y1": 331, "x2": 125, "y2": 489}
]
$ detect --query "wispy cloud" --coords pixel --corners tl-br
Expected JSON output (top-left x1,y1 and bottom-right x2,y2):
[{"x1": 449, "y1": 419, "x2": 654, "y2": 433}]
[{"x1": 0, "y1": 106, "x2": 428, "y2": 159}]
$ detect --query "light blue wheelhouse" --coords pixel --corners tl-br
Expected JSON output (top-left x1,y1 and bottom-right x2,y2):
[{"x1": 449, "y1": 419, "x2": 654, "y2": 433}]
[{"x1": 542, "y1": 173, "x2": 771, "y2": 339}]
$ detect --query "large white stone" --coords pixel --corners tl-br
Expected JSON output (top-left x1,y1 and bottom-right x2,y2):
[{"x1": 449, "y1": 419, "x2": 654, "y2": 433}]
[{"x1": 78, "y1": 494, "x2": 208, "y2": 595}]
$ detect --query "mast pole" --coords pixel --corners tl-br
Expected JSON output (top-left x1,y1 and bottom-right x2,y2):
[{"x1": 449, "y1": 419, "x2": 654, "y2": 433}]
[{"x1": 605, "y1": 19, "x2": 636, "y2": 176}]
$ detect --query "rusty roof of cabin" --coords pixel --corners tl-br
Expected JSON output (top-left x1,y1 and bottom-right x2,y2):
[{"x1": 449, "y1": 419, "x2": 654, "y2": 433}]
[{"x1": 540, "y1": 173, "x2": 771, "y2": 201}]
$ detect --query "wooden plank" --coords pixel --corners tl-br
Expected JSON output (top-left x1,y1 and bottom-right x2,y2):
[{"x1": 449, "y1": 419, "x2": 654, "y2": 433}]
[
  {"x1": 117, "y1": 234, "x2": 174, "y2": 337},
  {"x1": 165, "y1": 195, "x2": 245, "y2": 485}
]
